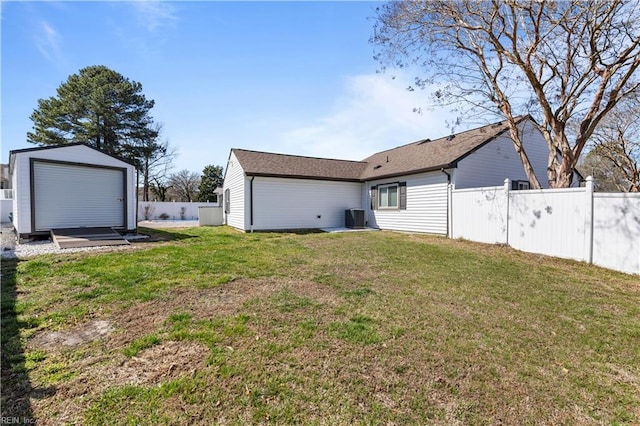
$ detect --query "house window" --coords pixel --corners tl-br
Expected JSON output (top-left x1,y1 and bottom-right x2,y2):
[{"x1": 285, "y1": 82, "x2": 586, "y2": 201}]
[
  {"x1": 379, "y1": 184, "x2": 398, "y2": 208},
  {"x1": 511, "y1": 180, "x2": 531, "y2": 190}
]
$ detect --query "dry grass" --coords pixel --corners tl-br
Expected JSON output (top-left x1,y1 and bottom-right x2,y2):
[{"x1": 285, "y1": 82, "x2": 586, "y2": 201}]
[{"x1": 1, "y1": 226, "x2": 639, "y2": 425}]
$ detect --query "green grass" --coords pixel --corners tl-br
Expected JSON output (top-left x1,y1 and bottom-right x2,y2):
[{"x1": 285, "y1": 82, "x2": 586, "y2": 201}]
[
  {"x1": 122, "y1": 335, "x2": 161, "y2": 358},
  {"x1": 2, "y1": 226, "x2": 639, "y2": 424}
]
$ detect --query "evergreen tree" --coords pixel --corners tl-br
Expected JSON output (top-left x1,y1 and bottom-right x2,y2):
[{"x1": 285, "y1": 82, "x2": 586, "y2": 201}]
[
  {"x1": 28, "y1": 65, "x2": 158, "y2": 158},
  {"x1": 197, "y1": 165, "x2": 224, "y2": 202}
]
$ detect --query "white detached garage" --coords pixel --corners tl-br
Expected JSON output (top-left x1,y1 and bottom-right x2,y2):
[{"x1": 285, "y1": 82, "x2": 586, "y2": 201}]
[{"x1": 9, "y1": 144, "x2": 137, "y2": 239}]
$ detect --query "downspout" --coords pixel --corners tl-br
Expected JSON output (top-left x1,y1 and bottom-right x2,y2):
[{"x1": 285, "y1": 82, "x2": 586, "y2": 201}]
[
  {"x1": 135, "y1": 168, "x2": 139, "y2": 235},
  {"x1": 249, "y1": 176, "x2": 255, "y2": 233},
  {"x1": 441, "y1": 168, "x2": 451, "y2": 238}
]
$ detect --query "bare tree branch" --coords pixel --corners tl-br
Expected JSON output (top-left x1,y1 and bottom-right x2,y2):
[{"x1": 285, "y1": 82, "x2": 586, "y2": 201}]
[{"x1": 372, "y1": 0, "x2": 640, "y2": 188}]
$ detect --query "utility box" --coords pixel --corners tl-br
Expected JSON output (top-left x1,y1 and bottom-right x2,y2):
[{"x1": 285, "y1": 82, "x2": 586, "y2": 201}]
[
  {"x1": 198, "y1": 206, "x2": 223, "y2": 226},
  {"x1": 345, "y1": 209, "x2": 365, "y2": 229}
]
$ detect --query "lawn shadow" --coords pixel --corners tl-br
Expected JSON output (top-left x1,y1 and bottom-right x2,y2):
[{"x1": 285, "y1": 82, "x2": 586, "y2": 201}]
[
  {"x1": 135, "y1": 227, "x2": 199, "y2": 243},
  {"x1": 1, "y1": 258, "x2": 55, "y2": 422}
]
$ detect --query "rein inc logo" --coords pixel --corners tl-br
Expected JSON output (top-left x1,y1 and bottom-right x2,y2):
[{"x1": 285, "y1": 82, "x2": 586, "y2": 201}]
[{"x1": 1, "y1": 418, "x2": 35, "y2": 424}]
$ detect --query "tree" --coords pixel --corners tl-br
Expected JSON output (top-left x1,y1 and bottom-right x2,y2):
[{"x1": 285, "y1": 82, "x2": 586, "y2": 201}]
[
  {"x1": 197, "y1": 165, "x2": 224, "y2": 202},
  {"x1": 150, "y1": 177, "x2": 171, "y2": 202},
  {"x1": 28, "y1": 65, "x2": 158, "y2": 158},
  {"x1": 372, "y1": 1, "x2": 640, "y2": 188},
  {"x1": 582, "y1": 95, "x2": 640, "y2": 192},
  {"x1": 580, "y1": 150, "x2": 629, "y2": 192},
  {"x1": 168, "y1": 170, "x2": 200, "y2": 202},
  {"x1": 125, "y1": 122, "x2": 178, "y2": 201}
]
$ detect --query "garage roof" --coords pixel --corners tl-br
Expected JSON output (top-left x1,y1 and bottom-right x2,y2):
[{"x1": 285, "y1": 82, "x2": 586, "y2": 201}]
[{"x1": 9, "y1": 143, "x2": 135, "y2": 173}]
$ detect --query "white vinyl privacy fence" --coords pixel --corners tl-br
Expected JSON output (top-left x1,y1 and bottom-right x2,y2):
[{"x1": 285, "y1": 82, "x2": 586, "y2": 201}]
[
  {"x1": 138, "y1": 201, "x2": 220, "y2": 221},
  {"x1": 451, "y1": 178, "x2": 640, "y2": 275},
  {"x1": 1, "y1": 199, "x2": 12, "y2": 223}
]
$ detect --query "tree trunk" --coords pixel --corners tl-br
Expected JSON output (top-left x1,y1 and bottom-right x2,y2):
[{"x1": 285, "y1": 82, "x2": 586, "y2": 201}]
[
  {"x1": 504, "y1": 119, "x2": 543, "y2": 189},
  {"x1": 551, "y1": 157, "x2": 575, "y2": 188},
  {"x1": 143, "y1": 157, "x2": 150, "y2": 202}
]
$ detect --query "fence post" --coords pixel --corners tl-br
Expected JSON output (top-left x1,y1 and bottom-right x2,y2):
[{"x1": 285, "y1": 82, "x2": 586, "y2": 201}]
[
  {"x1": 504, "y1": 178, "x2": 511, "y2": 245},
  {"x1": 448, "y1": 182, "x2": 453, "y2": 238},
  {"x1": 584, "y1": 176, "x2": 594, "y2": 264}
]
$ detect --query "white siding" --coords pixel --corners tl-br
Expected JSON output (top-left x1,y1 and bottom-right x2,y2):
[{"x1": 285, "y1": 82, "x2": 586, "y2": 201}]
[
  {"x1": 251, "y1": 177, "x2": 362, "y2": 230},
  {"x1": 366, "y1": 171, "x2": 448, "y2": 234},
  {"x1": 11, "y1": 145, "x2": 136, "y2": 235},
  {"x1": 12, "y1": 160, "x2": 25, "y2": 233},
  {"x1": 222, "y1": 152, "x2": 247, "y2": 231},
  {"x1": 592, "y1": 193, "x2": 640, "y2": 275},
  {"x1": 455, "y1": 120, "x2": 580, "y2": 189}
]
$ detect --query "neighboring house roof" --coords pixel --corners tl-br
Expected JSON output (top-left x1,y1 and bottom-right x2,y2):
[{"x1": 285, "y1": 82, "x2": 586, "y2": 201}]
[
  {"x1": 231, "y1": 149, "x2": 368, "y2": 182},
  {"x1": 230, "y1": 116, "x2": 531, "y2": 182},
  {"x1": 361, "y1": 116, "x2": 529, "y2": 180}
]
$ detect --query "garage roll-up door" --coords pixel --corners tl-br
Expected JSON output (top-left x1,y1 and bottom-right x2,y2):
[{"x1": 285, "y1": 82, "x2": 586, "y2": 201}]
[{"x1": 33, "y1": 161, "x2": 126, "y2": 231}]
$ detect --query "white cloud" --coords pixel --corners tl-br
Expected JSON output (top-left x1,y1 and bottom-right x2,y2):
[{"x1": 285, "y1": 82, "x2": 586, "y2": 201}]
[
  {"x1": 34, "y1": 20, "x2": 63, "y2": 64},
  {"x1": 278, "y1": 72, "x2": 457, "y2": 161},
  {"x1": 130, "y1": 0, "x2": 177, "y2": 32}
]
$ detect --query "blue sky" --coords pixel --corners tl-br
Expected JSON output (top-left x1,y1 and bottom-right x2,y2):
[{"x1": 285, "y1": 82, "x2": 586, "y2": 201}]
[{"x1": 2, "y1": 1, "x2": 458, "y2": 174}]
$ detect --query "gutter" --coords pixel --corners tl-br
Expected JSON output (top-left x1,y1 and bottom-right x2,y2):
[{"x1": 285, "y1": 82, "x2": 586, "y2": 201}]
[
  {"x1": 249, "y1": 176, "x2": 255, "y2": 232},
  {"x1": 365, "y1": 163, "x2": 456, "y2": 182}
]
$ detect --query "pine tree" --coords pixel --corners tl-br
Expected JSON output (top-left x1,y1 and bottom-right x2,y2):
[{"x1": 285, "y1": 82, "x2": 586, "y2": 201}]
[
  {"x1": 28, "y1": 65, "x2": 158, "y2": 158},
  {"x1": 197, "y1": 165, "x2": 224, "y2": 202}
]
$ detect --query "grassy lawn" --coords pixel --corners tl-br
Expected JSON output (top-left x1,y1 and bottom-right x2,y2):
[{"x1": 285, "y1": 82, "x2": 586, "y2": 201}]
[{"x1": 1, "y1": 226, "x2": 639, "y2": 425}]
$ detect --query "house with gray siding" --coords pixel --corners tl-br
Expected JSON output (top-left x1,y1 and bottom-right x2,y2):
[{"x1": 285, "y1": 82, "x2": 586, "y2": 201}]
[{"x1": 223, "y1": 116, "x2": 580, "y2": 234}]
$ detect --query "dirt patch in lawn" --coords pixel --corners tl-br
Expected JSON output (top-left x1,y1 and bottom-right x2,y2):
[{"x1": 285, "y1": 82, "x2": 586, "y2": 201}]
[
  {"x1": 109, "y1": 278, "x2": 340, "y2": 345},
  {"x1": 25, "y1": 278, "x2": 341, "y2": 424},
  {"x1": 87, "y1": 340, "x2": 208, "y2": 388},
  {"x1": 37, "y1": 340, "x2": 209, "y2": 426},
  {"x1": 30, "y1": 320, "x2": 115, "y2": 350}
]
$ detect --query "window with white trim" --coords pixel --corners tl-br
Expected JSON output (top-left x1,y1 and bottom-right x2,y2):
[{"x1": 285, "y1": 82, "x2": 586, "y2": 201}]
[{"x1": 378, "y1": 184, "x2": 398, "y2": 208}]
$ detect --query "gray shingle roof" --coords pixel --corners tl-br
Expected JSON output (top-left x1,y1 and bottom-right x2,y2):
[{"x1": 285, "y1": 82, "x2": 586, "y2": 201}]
[
  {"x1": 231, "y1": 116, "x2": 529, "y2": 182},
  {"x1": 360, "y1": 117, "x2": 527, "y2": 180},
  {"x1": 231, "y1": 149, "x2": 368, "y2": 182}
]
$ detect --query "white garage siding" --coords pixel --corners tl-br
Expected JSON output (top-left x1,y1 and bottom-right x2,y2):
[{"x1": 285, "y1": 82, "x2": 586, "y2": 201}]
[
  {"x1": 251, "y1": 177, "x2": 362, "y2": 231},
  {"x1": 365, "y1": 171, "x2": 449, "y2": 234},
  {"x1": 10, "y1": 144, "x2": 136, "y2": 236},
  {"x1": 222, "y1": 151, "x2": 248, "y2": 231},
  {"x1": 33, "y1": 161, "x2": 125, "y2": 231}
]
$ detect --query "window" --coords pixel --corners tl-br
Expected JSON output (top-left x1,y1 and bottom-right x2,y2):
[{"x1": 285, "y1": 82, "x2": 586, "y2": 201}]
[
  {"x1": 371, "y1": 182, "x2": 406, "y2": 210},
  {"x1": 379, "y1": 184, "x2": 398, "y2": 208},
  {"x1": 511, "y1": 180, "x2": 531, "y2": 190},
  {"x1": 224, "y1": 189, "x2": 230, "y2": 213}
]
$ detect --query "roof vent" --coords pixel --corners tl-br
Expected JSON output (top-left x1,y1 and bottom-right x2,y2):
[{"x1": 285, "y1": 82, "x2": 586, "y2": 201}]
[
  {"x1": 417, "y1": 138, "x2": 431, "y2": 145},
  {"x1": 447, "y1": 134, "x2": 456, "y2": 141},
  {"x1": 374, "y1": 165, "x2": 382, "y2": 170}
]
